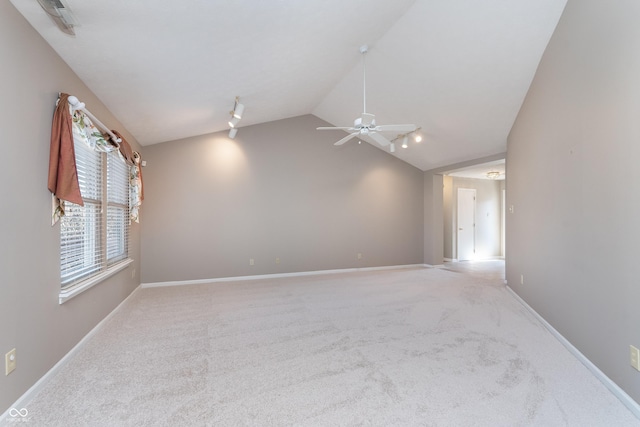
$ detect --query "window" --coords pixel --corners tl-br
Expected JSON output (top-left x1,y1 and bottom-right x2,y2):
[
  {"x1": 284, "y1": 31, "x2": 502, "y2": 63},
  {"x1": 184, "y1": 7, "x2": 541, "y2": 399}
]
[
  {"x1": 106, "y1": 151, "x2": 129, "y2": 264},
  {"x1": 60, "y1": 135, "x2": 130, "y2": 290}
]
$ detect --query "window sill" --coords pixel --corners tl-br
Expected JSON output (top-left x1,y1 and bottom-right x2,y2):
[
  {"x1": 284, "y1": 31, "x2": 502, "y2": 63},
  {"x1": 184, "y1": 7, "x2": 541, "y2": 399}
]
[{"x1": 59, "y1": 258, "x2": 134, "y2": 304}]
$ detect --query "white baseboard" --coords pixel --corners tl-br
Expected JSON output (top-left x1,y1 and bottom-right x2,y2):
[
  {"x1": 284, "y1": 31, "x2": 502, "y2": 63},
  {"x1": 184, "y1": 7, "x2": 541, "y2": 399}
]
[
  {"x1": 0, "y1": 286, "x2": 142, "y2": 424},
  {"x1": 141, "y1": 264, "x2": 429, "y2": 288},
  {"x1": 506, "y1": 286, "x2": 640, "y2": 419},
  {"x1": 444, "y1": 256, "x2": 505, "y2": 262}
]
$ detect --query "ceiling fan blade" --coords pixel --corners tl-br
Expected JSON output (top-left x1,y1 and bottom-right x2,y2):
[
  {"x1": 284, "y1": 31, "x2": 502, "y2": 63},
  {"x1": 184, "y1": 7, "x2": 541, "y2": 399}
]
[
  {"x1": 317, "y1": 126, "x2": 356, "y2": 131},
  {"x1": 334, "y1": 132, "x2": 360, "y2": 146},
  {"x1": 374, "y1": 124, "x2": 417, "y2": 133},
  {"x1": 369, "y1": 132, "x2": 391, "y2": 147}
]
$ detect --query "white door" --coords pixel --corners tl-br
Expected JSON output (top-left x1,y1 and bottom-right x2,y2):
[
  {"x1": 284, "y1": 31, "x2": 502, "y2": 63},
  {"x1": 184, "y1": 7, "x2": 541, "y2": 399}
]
[{"x1": 457, "y1": 188, "x2": 476, "y2": 261}]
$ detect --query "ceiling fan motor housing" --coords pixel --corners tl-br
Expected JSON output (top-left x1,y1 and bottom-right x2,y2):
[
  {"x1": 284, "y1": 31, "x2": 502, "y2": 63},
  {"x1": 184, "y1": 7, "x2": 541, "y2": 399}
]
[{"x1": 354, "y1": 113, "x2": 376, "y2": 129}]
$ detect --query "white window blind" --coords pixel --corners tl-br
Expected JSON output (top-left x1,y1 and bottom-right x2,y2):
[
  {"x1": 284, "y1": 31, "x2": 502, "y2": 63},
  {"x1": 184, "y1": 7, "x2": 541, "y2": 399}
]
[
  {"x1": 60, "y1": 138, "x2": 129, "y2": 288},
  {"x1": 107, "y1": 150, "x2": 129, "y2": 264}
]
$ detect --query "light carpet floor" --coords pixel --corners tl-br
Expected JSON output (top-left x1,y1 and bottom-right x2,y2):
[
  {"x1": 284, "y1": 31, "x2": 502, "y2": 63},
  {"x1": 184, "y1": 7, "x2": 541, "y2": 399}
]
[{"x1": 13, "y1": 267, "x2": 640, "y2": 426}]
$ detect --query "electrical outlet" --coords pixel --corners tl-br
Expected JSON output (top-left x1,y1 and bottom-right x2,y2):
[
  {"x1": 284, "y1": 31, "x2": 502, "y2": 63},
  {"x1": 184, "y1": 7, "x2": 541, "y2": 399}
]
[
  {"x1": 520, "y1": 274, "x2": 524, "y2": 285},
  {"x1": 131, "y1": 268, "x2": 136, "y2": 278},
  {"x1": 5, "y1": 348, "x2": 16, "y2": 375},
  {"x1": 631, "y1": 345, "x2": 640, "y2": 371},
  {"x1": 509, "y1": 205, "x2": 514, "y2": 214},
  {"x1": 249, "y1": 258, "x2": 254, "y2": 266},
  {"x1": 275, "y1": 257, "x2": 280, "y2": 264},
  {"x1": 357, "y1": 253, "x2": 363, "y2": 260}
]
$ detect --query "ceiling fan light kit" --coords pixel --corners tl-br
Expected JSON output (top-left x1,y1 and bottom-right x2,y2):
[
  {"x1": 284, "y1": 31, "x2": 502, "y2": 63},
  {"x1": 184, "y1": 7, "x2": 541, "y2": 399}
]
[{"x1": 317, "y1": 45, "x2": 418, "y2": 149}]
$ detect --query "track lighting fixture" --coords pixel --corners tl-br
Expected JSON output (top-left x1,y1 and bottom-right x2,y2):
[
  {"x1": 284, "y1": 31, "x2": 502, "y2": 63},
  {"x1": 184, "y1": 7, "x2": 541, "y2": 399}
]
[
  {"x1": 227, "y1": 96, "x2": 244, "y2": 135},
  {"x1": 232, "y1": 102, "x2": 244, "y2": 120},
  {"x1": 230, "y1": 96, "x2": 244, "y2": 120},
  {"x1": 390, "y1": 127, "x2": 422, "y2": 151}
]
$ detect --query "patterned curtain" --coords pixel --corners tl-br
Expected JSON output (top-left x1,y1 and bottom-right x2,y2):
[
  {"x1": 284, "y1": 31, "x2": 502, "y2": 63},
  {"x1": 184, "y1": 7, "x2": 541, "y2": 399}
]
[{"x1": 49, "y1": 94, "x2": 144, "y2": 224}]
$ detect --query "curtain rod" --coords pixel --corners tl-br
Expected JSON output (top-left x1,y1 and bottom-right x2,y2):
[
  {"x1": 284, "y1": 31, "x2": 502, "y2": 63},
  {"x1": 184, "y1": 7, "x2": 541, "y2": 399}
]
[{"x1": 66, "y1": 95, "x2": 121, "y2": 144}]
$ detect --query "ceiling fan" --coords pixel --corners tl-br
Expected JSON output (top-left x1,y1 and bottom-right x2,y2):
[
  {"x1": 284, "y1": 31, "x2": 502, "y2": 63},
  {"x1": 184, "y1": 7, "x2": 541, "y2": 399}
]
[{"x1": 317, "y1": 45, "x2": 417, "y2": 147}]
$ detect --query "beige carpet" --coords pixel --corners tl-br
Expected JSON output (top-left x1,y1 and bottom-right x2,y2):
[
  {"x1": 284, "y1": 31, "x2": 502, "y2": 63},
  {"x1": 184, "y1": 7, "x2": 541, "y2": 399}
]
[{"x1": 14, "y1": 267, "x2": 640, "y2": 426}]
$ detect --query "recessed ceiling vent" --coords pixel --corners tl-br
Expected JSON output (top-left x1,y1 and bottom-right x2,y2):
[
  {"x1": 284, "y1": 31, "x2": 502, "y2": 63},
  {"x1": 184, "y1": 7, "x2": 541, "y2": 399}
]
[{"x1": 37, "y1": 0, "x2": 78, "y2": 35}]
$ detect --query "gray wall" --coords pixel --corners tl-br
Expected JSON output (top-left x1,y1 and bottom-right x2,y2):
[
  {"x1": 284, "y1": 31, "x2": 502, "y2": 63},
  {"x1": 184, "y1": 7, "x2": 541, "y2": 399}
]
[
  {"x1": 443, "y1": 177, "x2": 502, "y2": 260},
  {"x1": 507, "y1": 0, "x2": 640, "y2": 403},
  {"x1": 423, "y1": 172, "x2": 444, "y2": 266},
  {"x1": 140, "y1": 115, "x2": 425, "y2": 283},
  {"x1": 0, "y1": 2, "x2": 142, "y2": 413},
  {"x1": 443, "y1": 176, "x2": 453, "y2": 259}
]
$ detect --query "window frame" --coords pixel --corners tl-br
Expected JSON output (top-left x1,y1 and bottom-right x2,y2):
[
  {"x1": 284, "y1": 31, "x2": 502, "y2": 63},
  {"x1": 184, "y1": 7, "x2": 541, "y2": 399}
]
[{"x1": 58, "y1": 136, "x2": 132, "y2": 304}]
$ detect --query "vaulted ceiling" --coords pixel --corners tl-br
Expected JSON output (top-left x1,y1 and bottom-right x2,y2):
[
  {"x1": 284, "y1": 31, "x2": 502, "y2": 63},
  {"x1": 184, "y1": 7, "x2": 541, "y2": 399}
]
[{"x1": 11, "y1": 0, "x2": 567, "y2": 171}]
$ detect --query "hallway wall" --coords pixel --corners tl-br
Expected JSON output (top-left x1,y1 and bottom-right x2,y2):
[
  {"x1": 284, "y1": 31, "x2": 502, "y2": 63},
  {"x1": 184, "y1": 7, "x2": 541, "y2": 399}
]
[{"x1": 507, "y1": 0, "x2": 640, "y2": 405}]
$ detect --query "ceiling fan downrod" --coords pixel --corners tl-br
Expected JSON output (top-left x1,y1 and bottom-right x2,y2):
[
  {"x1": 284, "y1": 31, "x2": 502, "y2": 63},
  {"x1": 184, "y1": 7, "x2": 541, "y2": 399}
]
[{"x1": 360, "y1": 45, "x2": 368, "y2": 114}]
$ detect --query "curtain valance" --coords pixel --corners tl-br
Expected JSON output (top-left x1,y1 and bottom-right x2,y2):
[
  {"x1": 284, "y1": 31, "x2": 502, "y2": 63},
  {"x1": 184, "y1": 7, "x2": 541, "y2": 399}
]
[{"x1": 48, "y1": 93, "x2": 144, "y2": 224}]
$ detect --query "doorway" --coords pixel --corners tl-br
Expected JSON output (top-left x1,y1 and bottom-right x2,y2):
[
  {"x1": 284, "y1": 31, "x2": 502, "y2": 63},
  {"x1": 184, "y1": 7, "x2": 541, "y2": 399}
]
[{"x1": 457, "y1": 188, "x2": 476, "y2": 261}]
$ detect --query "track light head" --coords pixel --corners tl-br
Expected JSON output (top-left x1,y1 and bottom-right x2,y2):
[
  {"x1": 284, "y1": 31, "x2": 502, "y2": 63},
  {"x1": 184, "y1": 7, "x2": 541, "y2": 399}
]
[
  {"x1": 401, "y1": 135, "x2": 409, "y2": 149},
  {"x1": 390, "y1": 143, "x2": 396, "y2": 153},
  {"x1": 229, "y1": 128, "x2": 238, "y2": 139},
  {"x1": 228, "y1": 96, "x2": 244, "y2": 128},
  {"x1": 233, "y1": 103, "x2": 244, "y2": 119}
]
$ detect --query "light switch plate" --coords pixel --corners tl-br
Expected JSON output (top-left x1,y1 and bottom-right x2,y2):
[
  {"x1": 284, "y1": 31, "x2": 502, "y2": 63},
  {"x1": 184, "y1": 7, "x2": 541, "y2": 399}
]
[
  {"x1": 631, "y1": 345, "x2": 640, "y2": 371},
  {"x1": 5, "y1": 348, "x2": 16, "y2": 375}
]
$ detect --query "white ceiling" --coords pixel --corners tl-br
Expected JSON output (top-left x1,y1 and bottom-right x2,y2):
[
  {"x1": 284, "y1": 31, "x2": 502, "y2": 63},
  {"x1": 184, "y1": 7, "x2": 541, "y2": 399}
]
[{"x1": 11, "y1": 0, "x2": 566, "y2": 171}]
